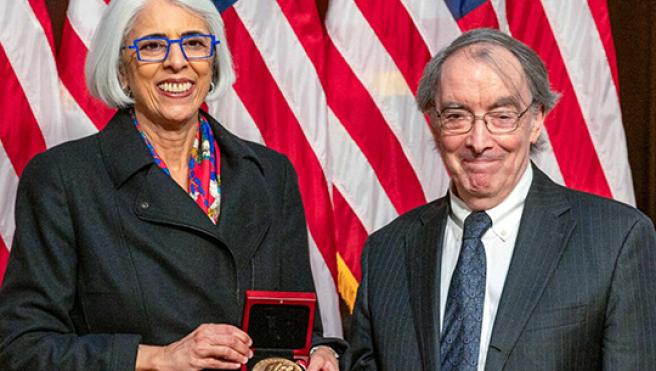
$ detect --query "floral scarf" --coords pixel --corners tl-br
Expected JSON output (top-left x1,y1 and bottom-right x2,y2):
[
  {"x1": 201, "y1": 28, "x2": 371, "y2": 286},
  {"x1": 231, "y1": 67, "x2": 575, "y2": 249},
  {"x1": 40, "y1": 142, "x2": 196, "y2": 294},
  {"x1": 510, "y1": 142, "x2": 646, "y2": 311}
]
[{"x1": 131, "y1": 110, "x2": 221, "y2": 224}]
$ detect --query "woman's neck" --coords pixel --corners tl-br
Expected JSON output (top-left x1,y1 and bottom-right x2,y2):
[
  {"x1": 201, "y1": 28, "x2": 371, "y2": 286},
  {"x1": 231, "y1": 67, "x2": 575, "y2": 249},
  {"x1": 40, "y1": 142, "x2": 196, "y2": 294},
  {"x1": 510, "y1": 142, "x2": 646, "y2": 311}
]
[{"x1": 135, "y1": 110, "x2": 198, "y2": 189}]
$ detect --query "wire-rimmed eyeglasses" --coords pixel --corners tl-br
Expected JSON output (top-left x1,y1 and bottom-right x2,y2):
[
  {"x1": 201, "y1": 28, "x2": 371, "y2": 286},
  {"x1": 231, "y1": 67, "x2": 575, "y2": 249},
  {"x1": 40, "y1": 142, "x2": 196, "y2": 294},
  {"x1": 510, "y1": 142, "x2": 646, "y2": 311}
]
[
  {"x1": 433, "y1": 101, "x2": 535, "y2": 135},
  {"x1": 122, "y1": 34, "x2": 220, "y2": 63}
]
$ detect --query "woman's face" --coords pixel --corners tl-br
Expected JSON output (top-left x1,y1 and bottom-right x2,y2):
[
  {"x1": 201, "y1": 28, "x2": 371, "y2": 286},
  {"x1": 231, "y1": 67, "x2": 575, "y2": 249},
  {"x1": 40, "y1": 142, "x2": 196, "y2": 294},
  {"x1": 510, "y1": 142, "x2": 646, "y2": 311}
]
[{"x1": 121, "y1": 0, "x2": 214, "y2": 128}]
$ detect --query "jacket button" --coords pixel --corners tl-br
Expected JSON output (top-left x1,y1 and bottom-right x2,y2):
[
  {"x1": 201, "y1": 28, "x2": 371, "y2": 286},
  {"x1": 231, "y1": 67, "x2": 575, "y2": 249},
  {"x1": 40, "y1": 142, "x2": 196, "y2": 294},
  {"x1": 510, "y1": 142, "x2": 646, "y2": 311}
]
[{"x1": 140, "y1": 201, "x2": 150, "y2": 209}]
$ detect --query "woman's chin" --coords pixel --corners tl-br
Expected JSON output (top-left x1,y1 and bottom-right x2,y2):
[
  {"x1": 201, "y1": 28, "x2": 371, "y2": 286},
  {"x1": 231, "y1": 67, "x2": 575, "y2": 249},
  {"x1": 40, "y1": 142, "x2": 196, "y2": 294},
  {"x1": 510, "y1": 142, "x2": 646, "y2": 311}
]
[{"x1": 146, "y1": 106, "x2": 201, "y2": 127}]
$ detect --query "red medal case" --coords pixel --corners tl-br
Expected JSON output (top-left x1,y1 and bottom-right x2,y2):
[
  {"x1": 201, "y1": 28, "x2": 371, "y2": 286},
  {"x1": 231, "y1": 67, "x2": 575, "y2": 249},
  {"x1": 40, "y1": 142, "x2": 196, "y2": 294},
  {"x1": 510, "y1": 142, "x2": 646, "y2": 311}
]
[{"x1": 241, "y1": 290, "x2": 316, "y2": 371}]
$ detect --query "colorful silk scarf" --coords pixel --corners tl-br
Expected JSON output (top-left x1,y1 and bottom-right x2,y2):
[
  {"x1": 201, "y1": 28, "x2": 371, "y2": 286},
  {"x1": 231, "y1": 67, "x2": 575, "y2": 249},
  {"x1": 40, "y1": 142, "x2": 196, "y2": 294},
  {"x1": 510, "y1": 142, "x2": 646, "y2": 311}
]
[{"x1": 131, "y1": 110, "x2": 221, "y2": 224}]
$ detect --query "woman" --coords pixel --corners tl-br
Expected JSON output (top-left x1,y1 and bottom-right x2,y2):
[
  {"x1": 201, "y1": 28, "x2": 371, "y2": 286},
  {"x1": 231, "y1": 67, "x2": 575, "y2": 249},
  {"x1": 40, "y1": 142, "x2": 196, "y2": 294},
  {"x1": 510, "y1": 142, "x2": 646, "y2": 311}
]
[{"x1": 0, "y1": 0, "x2": 343, "y2": 370}]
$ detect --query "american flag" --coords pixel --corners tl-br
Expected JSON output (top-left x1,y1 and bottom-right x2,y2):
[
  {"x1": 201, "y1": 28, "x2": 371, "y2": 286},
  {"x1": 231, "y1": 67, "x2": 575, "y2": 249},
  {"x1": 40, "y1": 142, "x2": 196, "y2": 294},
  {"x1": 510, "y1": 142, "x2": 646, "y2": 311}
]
[{"x1": 0, "y1": 0, "x2": 633, "y2": 337}]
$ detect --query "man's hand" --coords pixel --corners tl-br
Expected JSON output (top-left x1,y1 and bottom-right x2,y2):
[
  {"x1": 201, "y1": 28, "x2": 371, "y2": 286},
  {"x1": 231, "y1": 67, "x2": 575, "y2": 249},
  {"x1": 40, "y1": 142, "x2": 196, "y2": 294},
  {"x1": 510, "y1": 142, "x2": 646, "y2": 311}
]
[{"x1": 306, "y1": 346, "x2": 339, "y2": 371}]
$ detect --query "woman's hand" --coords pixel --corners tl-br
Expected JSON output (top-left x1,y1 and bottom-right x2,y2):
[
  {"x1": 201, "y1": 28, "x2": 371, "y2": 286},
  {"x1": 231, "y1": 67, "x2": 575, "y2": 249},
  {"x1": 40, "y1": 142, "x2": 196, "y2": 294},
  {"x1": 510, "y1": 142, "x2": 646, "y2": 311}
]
[
  {"x1": 136, "y1": 323, "x2": 253, "y2": 370},
  {"x1": 306, "y1": 346, "x2": 339, "y2": 371}
]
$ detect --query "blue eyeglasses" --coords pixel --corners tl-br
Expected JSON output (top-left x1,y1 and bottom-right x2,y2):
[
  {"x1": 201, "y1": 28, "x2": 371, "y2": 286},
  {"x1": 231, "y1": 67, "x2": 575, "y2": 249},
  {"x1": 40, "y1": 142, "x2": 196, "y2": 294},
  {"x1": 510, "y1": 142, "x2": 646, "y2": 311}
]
[{"x1": 123, "y1": 34, "x2": 220, "y2": 62}]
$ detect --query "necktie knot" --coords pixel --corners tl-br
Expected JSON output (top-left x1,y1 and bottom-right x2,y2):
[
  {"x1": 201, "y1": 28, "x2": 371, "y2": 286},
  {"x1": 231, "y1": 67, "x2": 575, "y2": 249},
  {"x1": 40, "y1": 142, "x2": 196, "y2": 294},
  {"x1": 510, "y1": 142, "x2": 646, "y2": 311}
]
[{"x1": 463, "y1": 211, "x2": 492, "y2": 240}]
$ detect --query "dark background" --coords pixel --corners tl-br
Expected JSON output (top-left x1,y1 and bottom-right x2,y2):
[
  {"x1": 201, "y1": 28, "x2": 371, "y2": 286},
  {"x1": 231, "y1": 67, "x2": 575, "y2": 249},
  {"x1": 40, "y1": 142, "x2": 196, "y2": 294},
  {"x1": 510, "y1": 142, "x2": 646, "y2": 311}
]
[
  {"x1": 606, "y1": 1, "x2": 656, "y2": 220},
  {"x1": 44, "y1": 0, "x2": 656, "y2": 221}
]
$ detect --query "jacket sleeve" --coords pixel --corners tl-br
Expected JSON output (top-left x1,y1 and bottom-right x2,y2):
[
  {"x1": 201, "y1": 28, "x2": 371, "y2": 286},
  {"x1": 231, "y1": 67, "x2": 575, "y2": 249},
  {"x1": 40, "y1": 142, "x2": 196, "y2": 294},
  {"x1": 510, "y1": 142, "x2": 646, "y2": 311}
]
[
  {"x1": 341, "y1": 239, "x2": 377, "y2": 371},
  {"x1": 602, "y1": 215, "x2": 656, "y2": 369},
  {"x1": 0, "y1": 153, "x2": 141, "y2": 371},
  {"x1": 276, "y1": 158, "x2": 347, "y2": 356}
]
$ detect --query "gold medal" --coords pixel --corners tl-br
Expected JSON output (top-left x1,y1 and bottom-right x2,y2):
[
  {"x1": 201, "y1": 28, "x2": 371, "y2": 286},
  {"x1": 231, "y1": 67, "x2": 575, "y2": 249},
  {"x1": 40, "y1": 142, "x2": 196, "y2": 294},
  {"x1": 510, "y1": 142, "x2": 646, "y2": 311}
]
[{"x1": 252, "y1": 357, "x2": 303, "y2": 371}]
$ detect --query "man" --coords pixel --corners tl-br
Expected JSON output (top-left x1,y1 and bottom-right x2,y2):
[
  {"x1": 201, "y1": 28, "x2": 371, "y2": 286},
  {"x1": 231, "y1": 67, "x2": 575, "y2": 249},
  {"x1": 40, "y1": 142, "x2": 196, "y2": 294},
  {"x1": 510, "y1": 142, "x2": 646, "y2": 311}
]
[{"x1": 343, "y1": 28, "x2": 656, "y2": 371}]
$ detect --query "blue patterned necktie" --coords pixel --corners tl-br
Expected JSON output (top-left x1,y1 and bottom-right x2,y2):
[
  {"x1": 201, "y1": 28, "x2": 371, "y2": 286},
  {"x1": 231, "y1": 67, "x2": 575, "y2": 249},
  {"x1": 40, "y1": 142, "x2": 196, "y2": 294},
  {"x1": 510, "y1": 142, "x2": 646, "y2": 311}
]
[{"x1": 441, "y1": 211, "x2": 492, "y2": 371}]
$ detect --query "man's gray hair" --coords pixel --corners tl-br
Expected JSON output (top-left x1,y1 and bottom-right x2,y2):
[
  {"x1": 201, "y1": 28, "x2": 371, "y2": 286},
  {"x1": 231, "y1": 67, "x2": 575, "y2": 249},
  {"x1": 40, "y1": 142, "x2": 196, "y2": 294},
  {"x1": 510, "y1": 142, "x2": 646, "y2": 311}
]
[
  {"x1": 85, "y1": 0, "x2": 235, "y2": 108},
  {"x1": 416, "y1": 28, "x2": 559, "y2": 114}
]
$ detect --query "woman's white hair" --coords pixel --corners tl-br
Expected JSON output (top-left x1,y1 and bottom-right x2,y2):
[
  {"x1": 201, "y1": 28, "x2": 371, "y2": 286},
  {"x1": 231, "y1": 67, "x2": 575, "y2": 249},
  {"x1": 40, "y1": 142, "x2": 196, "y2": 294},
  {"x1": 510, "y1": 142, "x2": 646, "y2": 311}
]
[{"x1": 85, "y1": 0, "x2": 235, "y2": 108}]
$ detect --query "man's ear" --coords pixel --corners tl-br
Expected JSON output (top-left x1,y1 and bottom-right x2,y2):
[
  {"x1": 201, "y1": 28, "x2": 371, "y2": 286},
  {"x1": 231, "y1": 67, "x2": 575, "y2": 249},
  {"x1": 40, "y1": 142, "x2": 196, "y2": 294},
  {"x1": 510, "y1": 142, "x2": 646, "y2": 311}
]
[
  {"x1": 529, "y1": 105, "x2": 545, "y2": 145},
  {"x1": 427, "y1": 111, "x2": 442, "y2": 144}
]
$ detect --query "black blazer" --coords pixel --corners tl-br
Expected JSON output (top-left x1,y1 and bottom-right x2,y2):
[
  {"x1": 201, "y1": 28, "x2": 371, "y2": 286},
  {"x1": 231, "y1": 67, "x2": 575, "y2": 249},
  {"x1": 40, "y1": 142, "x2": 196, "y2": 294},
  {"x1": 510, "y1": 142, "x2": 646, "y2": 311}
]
[
  {"x1": 344, "y1": 165, "x2": 656, "y2": 370},
  {"x1": 0, "y1": 110, "x2": 340, "y2": 370}
]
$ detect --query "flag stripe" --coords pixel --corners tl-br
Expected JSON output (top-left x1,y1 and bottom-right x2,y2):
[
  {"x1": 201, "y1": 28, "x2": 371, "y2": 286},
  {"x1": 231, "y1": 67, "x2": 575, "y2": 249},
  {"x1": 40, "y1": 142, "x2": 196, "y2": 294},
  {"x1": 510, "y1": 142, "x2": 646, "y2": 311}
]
[
  {"x1": 232, "y1": 1, "x2": 398, "y2": 249},
  {"x1": 354, "y1": 0, "x2": 430, "y2": 92},
  {"x1": 329, "y1": 106, "x2": 400, "y2": 309},
  {"x1": 0, "y1": 0, "x2": 63, "y2": 286},
  {"x1": 247, "y1": 0, "x2": 403, "y2": 241},
  {"x1": 279, "y1": 0, "x2": 428, "y2": 214},
  {"x1": 222, "y1": 7, "x2": 338, "y2": 277},
  {"x1": 27, "y1": 0, "x2": 55, "y2": 52},
  {"x1": 488, "y1": 0, "x2": 510, "y2": 33},
  {"x1": 0, "y1": 145, "x2": 18, "y2": 285},
  {"x1": 209, "y1": 88, "x2": 265, "y2": 145},
  {"x1": 328, "y1": 109, "x2": 399, "y2": 234},
  {"x1": 487, "y1": 1, "x2": 563, "y2": 188},
  {"x1": 59, "y1": 84, "x2": 102, "y2": 140},
  {"x1": 308, "y1": 234, "x2": 342, "y2": 337},
  {"x1": 222, "y1": 6, "x2": 344, "y2": 333},
  {"x1": 0, "y1": 46, "x2": 47, "y2": 176},
  {"x1": 326, "y1": 0, "x2": 449, "y2": 203},
  {"x1": 507, "y1": 0, "x2": 612, "y2": 197},
  {"x1": 58, "y1": 19, "x2": 114, "y2": 130},
  {"x1": 65, "y1": 0, "x2": 106, "y2": 48},
  {"x1": 0, "y1": 145, "x2": 18, "y2": 248},
  {"x1": 334, "y1": 186, "x2": 369, "y2": 309},
  {"x1": 211, "y1": 88, "x2": 343, "y2": 336},
  {"x1": 525, "y1": 129, "x2": 567, "y2": 187},
  {"x1": 1, "y1": 0, "x2": 65, "y2": 149},
  {"x1": 400, "y1": 0, "x2": 462, "y2": 55},
  {"x1": 333, "y1": 187, "x2": 368, "y2": 282},
  {"x1": 229, "y1": 2, "x2": 375, "y2": 319},
  {"x1": 540, "y1": 0, "x2": 633, "y2": 204},
  {"x1": 586, "y1": 0, "x2": 620, "y2": 91},
  {"x1": 0, "y1": 237, "x2": 8, "y2": 283},
  {"x1": 232, "y1": 1, "x2": 332, "y2": 173}
]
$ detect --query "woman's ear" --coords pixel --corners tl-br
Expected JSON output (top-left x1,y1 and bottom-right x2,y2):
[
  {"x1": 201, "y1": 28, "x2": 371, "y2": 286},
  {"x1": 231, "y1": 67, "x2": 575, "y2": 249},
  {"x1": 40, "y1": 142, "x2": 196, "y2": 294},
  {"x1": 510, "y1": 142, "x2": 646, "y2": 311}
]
[
  {"x1": 118, "y1": 63, "x2": 131, "y2": 94},
  {"x1": 119, "y1": 65, "x2": 128, "y2": 90}
]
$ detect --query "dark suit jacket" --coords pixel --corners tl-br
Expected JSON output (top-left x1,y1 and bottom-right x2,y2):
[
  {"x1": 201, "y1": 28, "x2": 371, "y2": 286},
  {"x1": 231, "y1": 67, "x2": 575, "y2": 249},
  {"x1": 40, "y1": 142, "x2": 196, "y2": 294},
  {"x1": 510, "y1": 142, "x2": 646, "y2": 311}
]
[
  {"x1": 344, "y1": 165, "x2": 656, "y2": 370},
  {"x1": 0, "y1": 109, "x2": 341, "y2": 370}
]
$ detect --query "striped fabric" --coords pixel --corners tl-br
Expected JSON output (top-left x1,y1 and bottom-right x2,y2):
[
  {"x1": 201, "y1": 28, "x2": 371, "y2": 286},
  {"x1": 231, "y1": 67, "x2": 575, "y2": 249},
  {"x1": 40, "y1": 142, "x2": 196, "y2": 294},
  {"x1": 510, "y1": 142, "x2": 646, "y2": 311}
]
[{"x1": 0, "y1": 0, "x2": 633, "y2": 338}]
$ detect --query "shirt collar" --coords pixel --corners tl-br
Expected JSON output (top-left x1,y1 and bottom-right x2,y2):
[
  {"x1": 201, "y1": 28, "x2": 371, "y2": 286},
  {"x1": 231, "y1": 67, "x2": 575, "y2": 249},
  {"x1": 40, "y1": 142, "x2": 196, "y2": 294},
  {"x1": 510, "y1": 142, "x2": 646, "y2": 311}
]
[{"x1": 448, "y1": 165, "x2": 533, "y2": 241}]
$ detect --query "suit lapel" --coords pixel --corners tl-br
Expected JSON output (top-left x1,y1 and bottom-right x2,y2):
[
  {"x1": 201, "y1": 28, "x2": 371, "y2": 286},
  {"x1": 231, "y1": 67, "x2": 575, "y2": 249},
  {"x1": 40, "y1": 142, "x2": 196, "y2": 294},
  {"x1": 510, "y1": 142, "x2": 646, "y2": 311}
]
[
  {"x1": 485, "y1": 166, "x2": 575, "y2": 370},
  {"x1": 407, "y1": 198, "x2": 449, "y2": 371},
  {"x1": 99, "y1": 109, "x2": 272, "y2": 265},
  {"x1": 134, "y1": 165, "x2": 221, "y2": 238},
  {"x1": 211, "y1": 112, "x2": 272, "y2": 266}
]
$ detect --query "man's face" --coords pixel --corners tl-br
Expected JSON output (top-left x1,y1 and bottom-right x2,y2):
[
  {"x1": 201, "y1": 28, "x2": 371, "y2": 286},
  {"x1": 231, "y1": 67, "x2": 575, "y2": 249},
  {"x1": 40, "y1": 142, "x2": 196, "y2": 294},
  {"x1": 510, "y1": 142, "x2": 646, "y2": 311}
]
[{"x1": 434, "y1": 44, "x2": 544, "y2": 210}]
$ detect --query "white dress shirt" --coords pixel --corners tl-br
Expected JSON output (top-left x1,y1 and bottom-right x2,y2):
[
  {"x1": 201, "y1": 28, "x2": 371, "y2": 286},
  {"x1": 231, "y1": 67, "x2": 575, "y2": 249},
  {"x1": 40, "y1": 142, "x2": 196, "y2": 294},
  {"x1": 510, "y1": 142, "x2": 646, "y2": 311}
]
[{"x1": 439, "y1": 165, "x2": 533, "y2": 370}]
